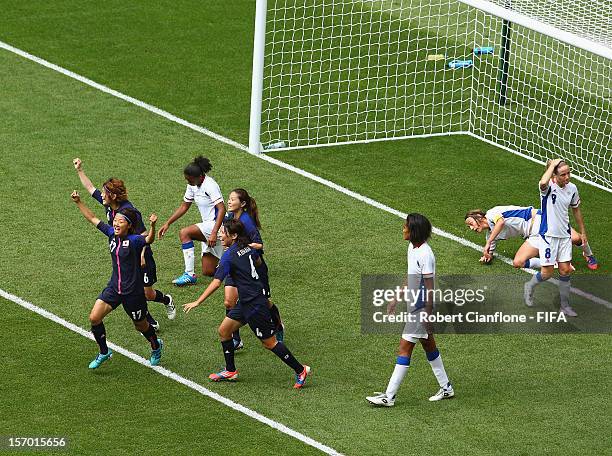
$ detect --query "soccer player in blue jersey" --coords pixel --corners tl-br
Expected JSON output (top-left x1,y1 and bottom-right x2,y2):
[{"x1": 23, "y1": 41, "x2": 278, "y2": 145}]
[
  {"x1": 183, "y1": 219, "x2": 309, "y2": 388},
  {"x1": 224, "y1": 189, "x2": 284, "y2": 350},
  {"x1": 158, "y1": 156, "x2": 226, "y2": 285},
  {"x1": 524, "y1": 159, "x2": 590, "y2": 316},
  {"x1": 71, "y1": 191, "x2": 163, "y2": 368},
  {"x1": 73, "y1": 159, "x2": 175, "y2": 329},
  {"x1": 366, "y1": 213, "x2": 453, "y2": 407}
]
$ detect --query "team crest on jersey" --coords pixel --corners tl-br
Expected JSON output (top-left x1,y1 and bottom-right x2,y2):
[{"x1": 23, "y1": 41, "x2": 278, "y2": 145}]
[{"x1": 122, "y1": 240, "x2": 130, "y2": 247}]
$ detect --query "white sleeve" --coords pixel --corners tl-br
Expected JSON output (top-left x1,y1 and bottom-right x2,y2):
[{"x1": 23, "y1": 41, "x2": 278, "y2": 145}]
[
  {"x1": 421, "y1": 251, "x2": 435, "y2": 277},
  {"x1": 570, "y1": 186, "x2": 580, "y2": 207},
  {"x1": 540, "y1": 181, "x2": 551, "y2": 197},
  {"x1": 183, "y1": 185, "x2": 195, "y2": 203},
  {"x1": 208, "y1": 180, "x2": 223, "y2": 206}
]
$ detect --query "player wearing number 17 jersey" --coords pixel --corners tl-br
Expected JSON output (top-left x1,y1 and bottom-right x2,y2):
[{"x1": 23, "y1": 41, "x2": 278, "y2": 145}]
[{"x1": 183, "y1": 219, "x2": 310, "y2": 388}]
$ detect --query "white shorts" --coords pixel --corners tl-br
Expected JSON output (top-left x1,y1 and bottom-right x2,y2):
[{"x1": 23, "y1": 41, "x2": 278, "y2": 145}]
[
  {"x1": 539, "y1": 235, "x2": 572, "y2": 266},
  {"x1": 401, "y1": 309, "x2": 429, "y2": 343},
  {"x1": 196, "y1": 222, "x2": 223, "y2": 259},
  {"x1": 526, "y1": 235, "x2": 540, "y2": 249}
]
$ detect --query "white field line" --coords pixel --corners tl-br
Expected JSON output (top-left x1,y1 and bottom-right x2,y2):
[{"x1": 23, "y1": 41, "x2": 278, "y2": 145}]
[
  {"x1": 0, "y1": 288, "x2": 344, "y2": 456},
  {"x1": 1, "y1": 41, "x2": 610, "y2": 307}
]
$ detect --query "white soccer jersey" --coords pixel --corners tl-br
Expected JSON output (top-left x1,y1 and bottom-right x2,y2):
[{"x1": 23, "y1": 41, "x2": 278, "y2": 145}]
[
  {"x1": 406, "y1": 242, "x2": 435, "y2": 311},
  {"x1": 539, "y1": 181, "x2": 579, "y2": 238},
  {"x1": 183, "y1": 176, "x2": 224, "y2": 223},
  {"x1": 485, "y1": 205, "x2": 535, "y2": 251}
]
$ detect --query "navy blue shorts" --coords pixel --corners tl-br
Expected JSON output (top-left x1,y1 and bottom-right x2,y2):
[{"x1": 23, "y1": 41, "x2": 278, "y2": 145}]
[
  {"x1": 226, "y1": 299, "x2": 276, "y2": 340},
  {"x1": 141, "y1": 249, "x2": 157, "y2": 287},
  {"x1": 98, "y1": 286, "x2": 149, "y2": 322}
]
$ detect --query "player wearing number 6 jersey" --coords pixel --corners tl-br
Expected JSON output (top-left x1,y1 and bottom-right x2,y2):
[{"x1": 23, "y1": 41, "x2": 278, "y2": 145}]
[
  {"x1": 183, "y1": 219, "x2": 309, "y2": 388},
  {"x1": 524, "y1": 159, "x2": 589, "y2": 316},
  {"x1": 71, "y1": 191, "x2": 163, "y2": 368}
]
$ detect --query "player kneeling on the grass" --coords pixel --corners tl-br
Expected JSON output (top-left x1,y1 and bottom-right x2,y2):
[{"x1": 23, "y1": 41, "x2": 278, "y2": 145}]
[
  {"x1": 524, "y1": 159, "x2": 589, "y2": 317},
  {"x1": 366, "y1": 213, "x2": 453, "y2": 407},
  {"x1": 71, "y1": 191, "x2": 163, "y2": 368},
  {"x1": 465, "y1": 205, "x2": 597, "y2": 270},
  {"x1": 183, "y1": 219, "x2": 309, "y2": 388}
]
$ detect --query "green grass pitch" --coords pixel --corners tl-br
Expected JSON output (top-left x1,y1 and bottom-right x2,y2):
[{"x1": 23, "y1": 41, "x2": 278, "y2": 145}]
[{"x1": 0, "y1": 1, "x2": 610, "y2": 455}]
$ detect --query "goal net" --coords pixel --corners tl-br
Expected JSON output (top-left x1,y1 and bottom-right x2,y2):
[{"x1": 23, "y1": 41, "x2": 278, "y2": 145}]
[{"x1": 249, "y1": 0, "x2": 611, "y2": 191}]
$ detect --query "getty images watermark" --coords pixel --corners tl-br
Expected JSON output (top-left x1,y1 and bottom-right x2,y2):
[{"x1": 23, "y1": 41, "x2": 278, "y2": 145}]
[{"x1": 361, "y1": 274, "x2": 612, "y2": 334}]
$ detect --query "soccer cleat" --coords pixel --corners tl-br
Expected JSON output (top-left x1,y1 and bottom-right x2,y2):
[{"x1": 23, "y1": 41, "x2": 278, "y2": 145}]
[
  {"x1": 293, "y1": 365, "x2": 311, "y2": 389},
  {"x1": 584, "y1": 254, "x2": 599, "y2": 271},
  {"x1": 366, "y1": 392, "x2": 395, "y2": 407},
  {"x1": 172, "y1": 272, "x2": 197, "y2": 286},
  {"x1": 209, "y1": 369, "x2": 239, "y2": 382},
  {"x1": 233, "y1": 339, "x2": 244, "y2": 351},
  {"x1": 88, "y1": 349, "x2": 113, "y2": 369},
  {"x1": 524, "y1": 281, "x2": 535, "y2": 307},
  {"x1": 150, "y1": 339, "x2": 163, "y2": 366},
  {"x1": 560, "y1": 305, "x2": 578, "y2": 317},
  {"x1": 429, "y1": 384, "x2": 455, "y2": 401},
  {"x1": 165, "y1": 294, "x2": 176, "y2": 320}
]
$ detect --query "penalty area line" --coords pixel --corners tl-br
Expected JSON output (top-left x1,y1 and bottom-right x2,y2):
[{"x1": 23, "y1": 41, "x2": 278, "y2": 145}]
[
  {"x1": 0, "y1": 288, "x2": 344, "y2": 456},
  {"x1": 1, "y1": 40, "x2": 609, "y2": 309}
]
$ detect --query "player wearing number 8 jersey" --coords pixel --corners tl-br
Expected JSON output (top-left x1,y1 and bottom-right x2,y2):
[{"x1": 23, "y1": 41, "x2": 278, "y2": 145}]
[
  {"x1": 524, "y1": 159, "x2": 589, "y2": 316},
  {"x1": 71, "y1": 191, "x2": 163, "y2": 368},
  {"x1": 183, "y1": 219, "x2": 309, "y2": 388}
]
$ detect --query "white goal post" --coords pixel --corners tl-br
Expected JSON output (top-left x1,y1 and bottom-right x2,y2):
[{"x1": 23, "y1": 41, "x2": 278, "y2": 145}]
[{"x1": 249, "y1": 0, "x2": 611, "y2": 192}]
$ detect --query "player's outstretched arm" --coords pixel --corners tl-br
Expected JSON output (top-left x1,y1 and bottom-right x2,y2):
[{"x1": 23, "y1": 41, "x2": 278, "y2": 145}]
[
  {"x1": 145, "y1": 214, "x2": 157, "y2": 244},
  {"x1": 71, "y1": 190, "x2": 100, "y2": 226},
  {"x1": 183, "y1": 278, "x2": 222, "y2": 313},
  {"x1": 72, "y1": 158, "x2": 97, "y2": 195},
  {"x1": 158, "y1": 201, "x2": 191, "y2": 239}
]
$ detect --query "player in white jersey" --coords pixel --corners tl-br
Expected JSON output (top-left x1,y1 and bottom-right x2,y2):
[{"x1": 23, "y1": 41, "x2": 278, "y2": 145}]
[
  {"x1": 366, "y1": 214, "x2": 454, "y2": 407},
  {"x1": 524, "y1": 159, "x2": 590, "y2": 316},
  {"x1": 158, "y1": 156, "x2": 226, "y2": 286},
  {"x1": 465, "y1": 206, "x2": 594, "y2": 270}
]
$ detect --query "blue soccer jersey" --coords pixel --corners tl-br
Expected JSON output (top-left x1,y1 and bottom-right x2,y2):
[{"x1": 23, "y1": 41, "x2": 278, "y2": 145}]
[
  {"x1": 97, "y1": 221, "x2": 147, "y2": 295},
  {"x1": 214, "y1": 243, "x2": 267, "y2": 305}
]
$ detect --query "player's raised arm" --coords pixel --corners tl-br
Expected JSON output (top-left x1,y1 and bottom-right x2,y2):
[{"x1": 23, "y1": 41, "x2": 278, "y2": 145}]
[
  {"x1": 183, "y1": 278, "x2": 222, "y2": 313},
  {"x1": 73, "y1": 158, "x2": 97, "y2": 195},
  {"x1": 71, "y1": 190, "x2": 100, "y2": 226},
  {"x1": 158, "y1": 201, "x2": 191, "y2": 239},
  {"x1": 540, "y1": 158, "x2": 562, "y2": 191},
  {"x1": 145, "y1": 214, "x2": 158, "y2": 244}
]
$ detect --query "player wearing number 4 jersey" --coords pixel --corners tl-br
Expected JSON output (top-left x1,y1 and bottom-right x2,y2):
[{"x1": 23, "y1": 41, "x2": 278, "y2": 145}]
[
  {"x1": 183, "y1": 219, "x2": 309, "y2": 388},
  {"x1": 524, "y1": 159, "x2": 591, "y2": 317},
  {"x1": 73, "y1": 159, "x2": 175, "y2": 328},
  {"x1": 366, "y1": 214, "x2": 453, "y2": 407},
  {"x1": 71, "y1": 191, "x2": 163, "y2": 368}
]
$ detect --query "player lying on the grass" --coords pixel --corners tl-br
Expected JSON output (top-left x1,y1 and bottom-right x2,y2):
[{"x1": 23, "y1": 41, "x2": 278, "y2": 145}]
[
  {"x1": 224, "y1": 188, "x2": 284, "y2": 351},
  {"x1": 183, "y1": 219, "x2": 310, "y2": 388},
  {"x1": 366, "y1": 213, "x2": 453, "y2": 407},
  {"x1": 158, "y1": 156, "x2": 226, "y2": 285},
  {"x1": 71, "y1": 191, "x2": 163, "y2": 368},
  {"x1": 465, "y1": 205, "x2": 597, "y2": 270},
  {"x1": 73, "y1": 158, "x2": 175, "y2": 330},
  {"x1": 524, "y1": 159, "x2": 587, "y2": 317}
]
